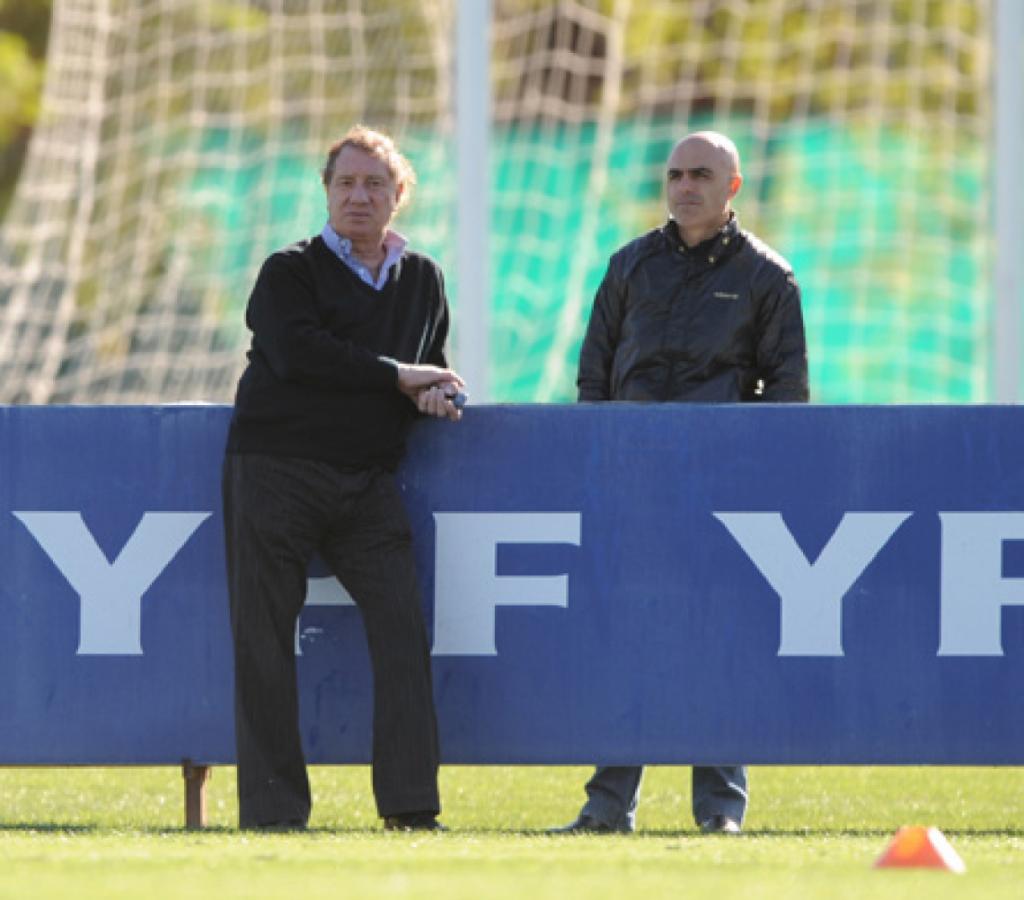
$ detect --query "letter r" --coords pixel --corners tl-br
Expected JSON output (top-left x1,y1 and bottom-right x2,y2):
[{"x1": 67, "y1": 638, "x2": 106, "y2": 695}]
[{"x1": 938, "y1": 512, "x2": 1024, "y2": 655}]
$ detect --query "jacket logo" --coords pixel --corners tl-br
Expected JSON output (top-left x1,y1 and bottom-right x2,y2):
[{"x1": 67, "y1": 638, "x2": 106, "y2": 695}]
[{"x1": 714, "y1": 291, "x2": 739, "y2": 300}]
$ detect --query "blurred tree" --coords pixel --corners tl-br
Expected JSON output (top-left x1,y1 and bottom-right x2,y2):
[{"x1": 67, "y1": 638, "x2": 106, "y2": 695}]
[{"x1": 0, "y1": 0, "x2": 50, "y2": 219}]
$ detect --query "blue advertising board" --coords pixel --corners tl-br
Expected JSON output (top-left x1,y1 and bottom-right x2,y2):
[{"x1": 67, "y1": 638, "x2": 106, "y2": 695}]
[{"x1": 1, "y1": 404, "x2": 1023, "y2": 765}]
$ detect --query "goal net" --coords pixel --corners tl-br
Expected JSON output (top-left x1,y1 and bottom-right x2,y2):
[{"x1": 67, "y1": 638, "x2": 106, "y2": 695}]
[{"x1": 0, "y1": 0, "x2": 995, "y2": 404}]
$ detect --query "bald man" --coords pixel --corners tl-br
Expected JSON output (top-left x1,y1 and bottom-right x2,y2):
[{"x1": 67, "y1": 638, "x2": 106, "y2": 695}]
[{"x1": 553, "y1": 132, "x2": 809, "y2": 835}]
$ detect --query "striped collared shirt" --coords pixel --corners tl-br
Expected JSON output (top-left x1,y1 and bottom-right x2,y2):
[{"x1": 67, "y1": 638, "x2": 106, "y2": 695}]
[{"x1": 321, "y1": 222, "x2": 407, "y2": 291}]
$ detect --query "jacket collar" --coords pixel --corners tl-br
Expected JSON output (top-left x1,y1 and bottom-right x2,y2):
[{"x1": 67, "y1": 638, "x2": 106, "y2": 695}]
[{"x1": 662, "y1": 213, "x2": 740, "y2": 266}]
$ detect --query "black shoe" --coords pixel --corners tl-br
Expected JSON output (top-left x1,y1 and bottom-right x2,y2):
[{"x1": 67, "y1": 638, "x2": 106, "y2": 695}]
[
  {"x1": 547, "y1": 814, "x2": 631, "y2": 835},
  {"x1": 244, "y1": 819, "x2": 307, "y2": 833},
  {"x1": 383, "y1": 812, "x2": 447, "y2": 832},
  {"x1": 699, "y1": 814, "x2": 741, "y2": 834}
]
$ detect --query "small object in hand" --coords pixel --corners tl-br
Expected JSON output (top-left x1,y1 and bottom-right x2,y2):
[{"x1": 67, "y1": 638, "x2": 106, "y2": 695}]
[{"x1": 443, "y1": 388, "x2": 468, "y2": 410}]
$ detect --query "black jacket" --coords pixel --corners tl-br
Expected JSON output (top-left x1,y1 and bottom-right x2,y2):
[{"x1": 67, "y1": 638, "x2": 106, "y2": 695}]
[{"x1": 577, "y1": 216, "x2": 808, "y2": 403}]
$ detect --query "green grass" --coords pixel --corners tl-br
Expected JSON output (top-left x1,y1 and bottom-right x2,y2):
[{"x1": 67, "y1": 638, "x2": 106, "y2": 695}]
[{"x1": 1, "y1": 766, "x2": 1023, "y2": 898}]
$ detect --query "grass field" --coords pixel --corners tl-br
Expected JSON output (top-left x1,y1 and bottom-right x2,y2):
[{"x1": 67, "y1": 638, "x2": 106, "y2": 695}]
[{"x1": 1, "y1": 765, "x2": 1022, "y2": 898}]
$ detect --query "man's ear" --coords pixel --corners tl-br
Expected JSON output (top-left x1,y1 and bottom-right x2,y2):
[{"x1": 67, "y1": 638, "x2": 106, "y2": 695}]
[{"x1": 729, "y1": 173, "x2": 743, "y2": 200}]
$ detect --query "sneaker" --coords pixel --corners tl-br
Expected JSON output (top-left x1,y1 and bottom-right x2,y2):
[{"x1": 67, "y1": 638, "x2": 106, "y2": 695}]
[{"x1": 546, "y1": 814, "x2": 632, "y2": 835}]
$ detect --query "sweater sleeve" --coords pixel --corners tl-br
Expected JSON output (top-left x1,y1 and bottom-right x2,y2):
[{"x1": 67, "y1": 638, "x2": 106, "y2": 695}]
[
  {"x1": 422, "y1": 266, "x2": 451, "y2": 369},
  {"x1": 245, "y1": 251, "x2": 399, "y2": 391}
]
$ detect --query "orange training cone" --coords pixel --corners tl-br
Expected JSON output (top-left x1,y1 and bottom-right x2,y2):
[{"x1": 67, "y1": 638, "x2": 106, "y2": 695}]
[{"x1": 873, "y1": 825, "x2": 966, "y2": 873}]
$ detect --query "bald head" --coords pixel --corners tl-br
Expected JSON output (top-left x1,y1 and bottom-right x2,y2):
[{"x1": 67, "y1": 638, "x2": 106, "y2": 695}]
[
  {"x1": 665, "y1": 130, "x2": 743, "y2": 247},
  {"x1": 670, "y1": 131, "x2": 741, "y2": 177}
]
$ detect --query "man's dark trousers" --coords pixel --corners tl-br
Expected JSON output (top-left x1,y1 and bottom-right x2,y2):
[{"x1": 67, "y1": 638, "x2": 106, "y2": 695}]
[{"x1": 222, "y1": 453, "x2": 441, "y2": 828}]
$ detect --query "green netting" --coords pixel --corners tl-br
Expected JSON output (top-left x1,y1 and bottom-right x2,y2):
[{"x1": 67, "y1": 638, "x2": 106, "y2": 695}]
[
  {"x1": 0, "y1": 0, "x2": 1001, "y2": 404},
  {"x1": 477, "y1": 119, "x2": 989, "y2": 404},
  {"x1": 180, "y1": 117, "x2": 989, "y2": 405}
]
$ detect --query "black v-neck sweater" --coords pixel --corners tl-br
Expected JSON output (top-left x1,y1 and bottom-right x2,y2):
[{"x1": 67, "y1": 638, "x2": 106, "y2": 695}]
[{"x1": 226, "y1": 236, "x2": 450, "y2": 470}]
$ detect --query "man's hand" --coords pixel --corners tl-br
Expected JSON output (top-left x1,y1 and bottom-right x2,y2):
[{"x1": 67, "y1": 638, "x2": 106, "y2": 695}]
[
  {"x1": 396, "y1": 363, "x2": 466, "y2": 422},
  {"x1": 416, "y1": 383, "x2": 465, "y2": 421}
]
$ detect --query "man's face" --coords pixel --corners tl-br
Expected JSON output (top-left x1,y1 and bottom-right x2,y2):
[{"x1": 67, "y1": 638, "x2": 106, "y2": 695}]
[
  {"x1": 325, "y1": 145, "x2": 401, "y2": 243},
  {"x1": 665, "y1": 137, "x2": 741, "y2": 243}
]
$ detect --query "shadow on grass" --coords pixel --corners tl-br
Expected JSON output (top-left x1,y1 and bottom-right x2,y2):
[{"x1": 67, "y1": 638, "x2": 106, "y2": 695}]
[
  {"x1": 4, "y1": 822, "x2": 1022, "y2": 839},
  {"x1": 0, "y1": 823, "x2": 101, "y2": 834},
  {"x1": 468, "y1": 825, "x2": 1024, "y2": 839},
  {"x1": 0, "y1": 822, "x2": 392, "y2": 837},
  {"x1": 738, "y1": 827, "x2": 1024, "y2": 839}
]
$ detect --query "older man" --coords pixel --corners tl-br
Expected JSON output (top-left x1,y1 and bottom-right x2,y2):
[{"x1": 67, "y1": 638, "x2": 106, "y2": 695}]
[
  {"x1": 553, "y1": 131, "x2": 809, "y2": 835},
  {"x1": 223, "y1": 125, "x2": 463, "y2": 832}
]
